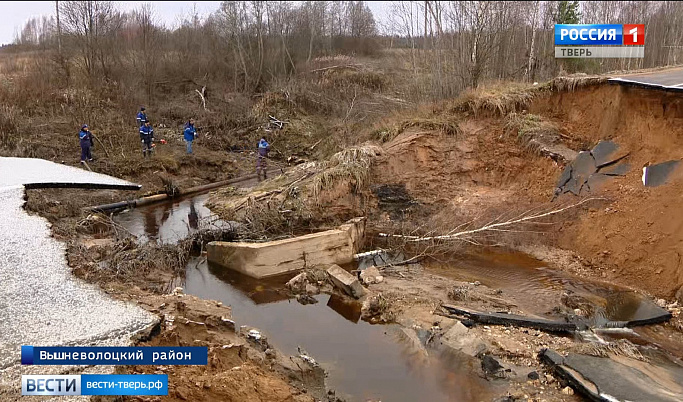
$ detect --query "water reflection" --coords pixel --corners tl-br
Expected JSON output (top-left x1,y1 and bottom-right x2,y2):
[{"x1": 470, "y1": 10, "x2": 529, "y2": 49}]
[
  {"x1": 205, "y1": 260, "x2": 293, "y2": 305},
  {"x1": 327, "y1": 294, "x2": 362, "y2": 323},
  {"x1": 183, "y1": 258, "x2": 502, "y2": 402},
  {"x1": 114, "y1": 193, "x2": 219, "y2": 243},
  {"x1": 188, "y1": 200, "x2": 199, "y2": 229}
]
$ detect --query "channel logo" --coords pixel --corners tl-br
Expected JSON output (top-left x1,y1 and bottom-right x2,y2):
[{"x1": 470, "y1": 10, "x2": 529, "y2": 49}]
[
  {"x1": 22, "y1": 374, "x2": 168, "y2": 396},
  {"x1": 555, "y1": 24, "x2": 644, "y2": 46},
  {"x1": 623, "y1": 24, "x2": 645, "y2": 45}
]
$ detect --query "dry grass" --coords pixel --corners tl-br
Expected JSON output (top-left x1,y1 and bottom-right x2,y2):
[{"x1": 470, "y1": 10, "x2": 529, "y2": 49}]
[
  {"x1": 373, "y1": 116, "x2": 462, "y2": 143},
  {"x1": 320, "y1": 68, "x2": 387, "y2": 91},
  {"x1": 549, "y1": 74, "x2": 608, "y2": 92},
  {"x1": 206, "y1": 164, "x2": 320, "y2": 238},
  {"x1": 570, "y1": 339, "x2": 647, "y2": 362},
  {"x1": 504, "y1": 112, "x2": 561, "y2": 154},
  {"x1": 70, "y1": 215, "x2": 238, "y2": 291},
  {"x1": 454, "y1": 82, "x2": 544, "y2": 116},
  {"x1": 450, "y1": 75, "x2": 608, "y2": 118},
  {"x1": 361, "y1": 292, "x2": 397, "y2": 323},
  {"x1": 68, "y1": 236, "x2": 192, "y2": 293},
  {"x1": 0, "y1": 105, "x2": 21, "y2": 152},
  {"x1": 206, "y1": 144, "x2": 382, "y2": 238},
  {"x1": 109, "y1": 238, "x2": 192, "y2": 280},
  {"x1": 312, "y1": 145, "x2": 382, "y2": 199}
]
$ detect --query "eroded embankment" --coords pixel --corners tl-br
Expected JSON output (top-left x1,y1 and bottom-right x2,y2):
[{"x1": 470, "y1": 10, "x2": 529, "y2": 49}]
[
  {"x1": 40, "y1": 78, "x2": 683, "y2": 402},
  {"x1": 203, "y1": 80, "x2": 683, "y2": 302},
  {"x1": 529, "y1": 84, "x2": 683, "y2": 299}
]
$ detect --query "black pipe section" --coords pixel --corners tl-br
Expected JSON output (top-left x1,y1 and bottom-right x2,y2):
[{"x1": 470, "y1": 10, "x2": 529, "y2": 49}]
[
  {"x1": 24, "y1": 182, "x2": 142, "y2": 191},
  {"x1": 88, "y1": 173, "x2": 259, "y2": 212}
]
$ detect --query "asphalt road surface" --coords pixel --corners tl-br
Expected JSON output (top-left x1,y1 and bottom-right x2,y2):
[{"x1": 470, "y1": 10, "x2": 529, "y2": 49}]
[
  {"x1": 609, "y1": 67, "x2": 683, "y2": 90},
  {"x1": 0, "y1": 158, "x2": 156, "y2": 375}
]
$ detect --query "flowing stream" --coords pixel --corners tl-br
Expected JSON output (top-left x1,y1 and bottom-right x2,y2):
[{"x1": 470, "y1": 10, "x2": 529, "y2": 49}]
[{"x1": 113, "y1": 191, "x2": 674, "y2": 400}]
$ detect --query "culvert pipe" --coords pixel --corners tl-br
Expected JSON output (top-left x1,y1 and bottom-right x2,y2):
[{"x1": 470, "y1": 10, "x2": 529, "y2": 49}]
[{"x1": 88, "y1": 173, "x2": 259, "y2": 213}]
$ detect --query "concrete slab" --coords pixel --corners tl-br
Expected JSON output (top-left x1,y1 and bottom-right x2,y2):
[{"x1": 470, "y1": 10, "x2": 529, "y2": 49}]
[
  {"x1": 541, "y1": 349, "x2": 683, "y2": 401},
  {"x1": 438, "y1": 321, "x2": 488, "y2": 357},
  {"x1": 327, "y1": 264, "x2": 365, "y2": 299},
  {"x1": 208, "y1": 218, "x2": 366, "y2": 278},
  {"x1": 643, "y1": 160, "x2": 681, "y2": 187}
]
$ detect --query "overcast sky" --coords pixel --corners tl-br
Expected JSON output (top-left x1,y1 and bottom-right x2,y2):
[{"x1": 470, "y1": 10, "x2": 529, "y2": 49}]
[{"x1": 0, "y1": 1, "x2": 392, "y2": 46}]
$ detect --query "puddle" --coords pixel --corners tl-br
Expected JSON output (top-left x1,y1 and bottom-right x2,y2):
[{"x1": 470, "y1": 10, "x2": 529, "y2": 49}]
[
  {"x1": 182, "y1": 259, "x2": 502, "y2": 402},
  {"x1": 425, "y1": 250, "x2": 665, "y2": 327}
]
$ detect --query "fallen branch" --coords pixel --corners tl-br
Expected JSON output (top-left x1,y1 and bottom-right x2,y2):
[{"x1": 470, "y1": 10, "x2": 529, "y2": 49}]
[
  {"x1": 309, "y1": 139, "x2": 323, "y2": 151},
  {"x1": 379, "y1": 198, "x2": 603, "y2": 243},
  {"x1": 195, "y1": 86, "x2": 207, "y2": 110},
  {"x1": 91, "y1": 134, "x2": 111, "y2": 158},
  {"x1": 310, "y1": 64, "x2": 361, "y2": 73}
]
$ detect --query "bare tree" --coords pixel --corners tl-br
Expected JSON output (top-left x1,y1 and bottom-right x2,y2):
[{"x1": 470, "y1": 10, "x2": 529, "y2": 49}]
[
  {"x1": 56, "y1": 1, "x2": 62, "y2": 54},
  {"x1": 132, "y1": 4, "x2": 160, "y2": 104},
  {"x1": 60, "y1": 0, "x2": 123, "y2": 79}
]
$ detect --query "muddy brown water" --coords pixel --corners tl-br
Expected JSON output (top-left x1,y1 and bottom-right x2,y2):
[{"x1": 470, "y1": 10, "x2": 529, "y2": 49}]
[
  {"x1": 113, "y1": 193, "x2": 210, "y2": 243},
  {"x1": 114, "y1": 193, "x2": 504, "y2": 401},
  {"x1": 182, "y1": 259, "x2": 502, "y2": 401},
  {"x1": 113, "y1": 192, "x2": 236, "y2": 244},
  {"x1": 426, "y1": 251, "x2": 665, "y2": 327},
  {"x1": 114, "y1": 192, "x2": 673, "y2": 399}
]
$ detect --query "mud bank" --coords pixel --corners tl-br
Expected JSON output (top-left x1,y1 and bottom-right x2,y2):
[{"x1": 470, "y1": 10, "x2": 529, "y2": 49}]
[{"x1": 530, "y1": 84, "x2": 683, "y2": 298}]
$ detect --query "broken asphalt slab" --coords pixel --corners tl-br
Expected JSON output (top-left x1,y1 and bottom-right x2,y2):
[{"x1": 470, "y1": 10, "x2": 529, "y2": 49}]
[
  {"x1": 598, "y1": 162, "x2": 630, "y2": 176},
  {"x1": 555, "y1": 140, "x2": 631, "y2": 196},
  {"x1": 565, "y1": 151, "x2": 596, "y2": 195},
  {"x1": 441, "y1": 305, "x2": 578, "y2": 333},
  {"x1": 0, "y1": 158, "x2": 155, "y2": 372},
  {"x1": 540, "y1": 349, "x2": 683, "y2": 401},
  {"x1": 0, "y1": 157, "x2": 141, "y2": 190},
  {"x1": 643, "y1": 160, "x2": 681, "y2": 187},
  {"x1": 441, "y1": 302, "x2": 670, "y2": 333},
  {"x1": 583, "y1": 173, "x2": 610, "y2": 194},
  {"x1": 591, "y1": 140, "x2": 629, "y2": 168},
  {"x1": 555, "y1": 164, "x2": 573, "y2": 189}
]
